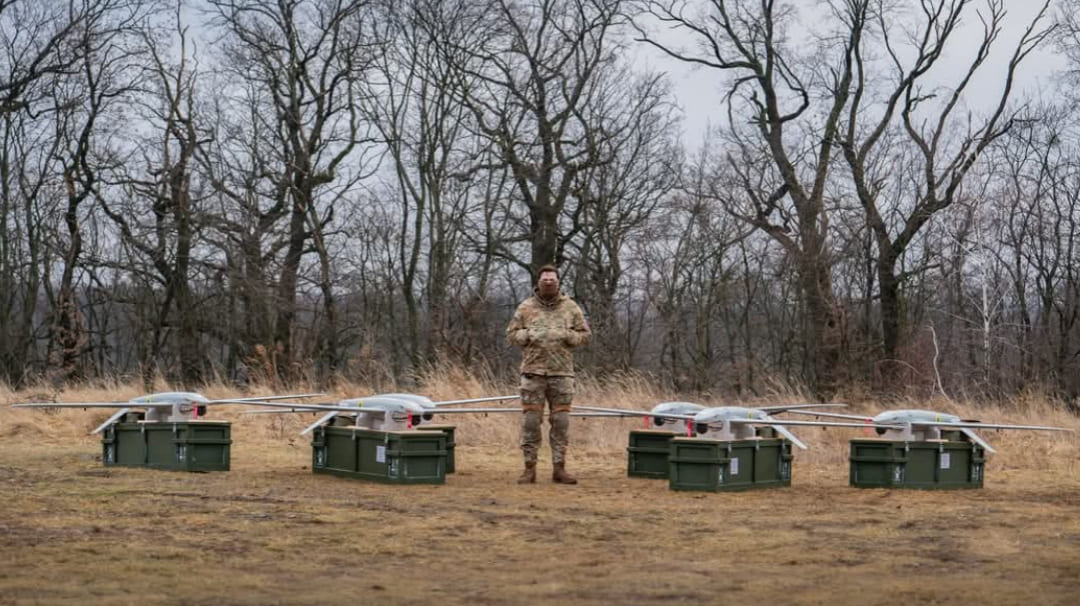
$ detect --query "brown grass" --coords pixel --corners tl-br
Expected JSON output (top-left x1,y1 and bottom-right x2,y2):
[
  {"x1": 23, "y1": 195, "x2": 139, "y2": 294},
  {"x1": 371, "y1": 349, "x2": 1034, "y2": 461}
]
[{"x1": 2, "y1": 375, "x2": 1079, "y2": 605}]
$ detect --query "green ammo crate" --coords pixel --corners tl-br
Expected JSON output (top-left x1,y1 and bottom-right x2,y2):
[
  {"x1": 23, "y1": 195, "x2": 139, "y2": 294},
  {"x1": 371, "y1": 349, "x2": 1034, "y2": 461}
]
[
  {"x1": 101, "y1": 420, "x2": 232, "y2": 472},
  {"x1": 311, "y1": 426, "x2": 447, "y2": 484},
  {"x1": 627, "y1": 430, "x2": 678, "y2": 478},
  {"x1": 849, "y1": 439, "x2": 985, "y2": 489},
  {"x1": 669, "y1": 437, "x2": 792, "y2": 492},
  {"x1": 416, "y1": 425, "x2": 456, "y2": 473}
]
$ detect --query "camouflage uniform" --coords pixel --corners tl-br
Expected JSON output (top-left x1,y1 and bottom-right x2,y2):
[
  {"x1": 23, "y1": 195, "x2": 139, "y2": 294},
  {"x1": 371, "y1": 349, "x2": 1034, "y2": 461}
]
[{"x1": 506, "y1": 291, "x2": 591, "y2": 464}]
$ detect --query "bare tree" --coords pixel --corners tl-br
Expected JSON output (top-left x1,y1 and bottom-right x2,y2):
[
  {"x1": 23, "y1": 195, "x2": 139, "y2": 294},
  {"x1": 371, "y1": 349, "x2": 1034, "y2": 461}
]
[
  {"x1": 639, "y1": 164, "x2": 750, "y2": 391},
  {"x1": 834, "y1": 0, "x2": 1054, "y2": 384},
  {"x1": 451, "y1": 0, "x2": 630, "y2": 277},
  {"x1": 566, "y1": 65, "x2": 681, "y2": 371},
  {"x1": 96, "y1": 4, "x2": 213, "y2": 387},
  {"x1": 636, "y1": 0, "x2": 856, "y2": 396},
  {"x1": 0, "y1": 99, "x2": 63, "y2": 384},
  {"x1": 1057, "y1": 1, "x2": 1080, "y2": 99},
  {"x1": 989, "y1": 105, "x2": 1080, "y2": 395},
  {"x1": 0, "y1": 0, "x2": 143, "y2": 384},
  {"x1": 359, "y1": 0, "x2": 492, "y2": 372},
  {"x1": 43, "y1": 1, "x2": 148, "y2": 383},
  {"x1": 206, "y1": 0, "x2": 381, "y2": 380},
  {"x1": 0, "y1": 0, "x2": 115, "y2": 116}
]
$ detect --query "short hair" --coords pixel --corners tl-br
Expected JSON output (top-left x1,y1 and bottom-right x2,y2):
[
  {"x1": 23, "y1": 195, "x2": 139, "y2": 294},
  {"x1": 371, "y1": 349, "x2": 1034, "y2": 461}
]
[{"x1": 537, "y1": 264, "x2": 559, "y2": 278}]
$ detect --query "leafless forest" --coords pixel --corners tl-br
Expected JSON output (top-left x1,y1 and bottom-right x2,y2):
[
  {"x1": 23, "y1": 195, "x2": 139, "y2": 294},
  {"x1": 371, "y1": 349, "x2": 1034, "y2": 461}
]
[{"x1": 3, "y1": 0, "x2": 1080, "y2": 401}]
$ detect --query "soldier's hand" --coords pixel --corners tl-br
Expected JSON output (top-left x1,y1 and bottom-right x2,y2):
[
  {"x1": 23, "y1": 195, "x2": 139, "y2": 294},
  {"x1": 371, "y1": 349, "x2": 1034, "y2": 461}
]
[
  {"x1": 511, "y1": 328, "x2": 530, "y2": 346},
  {"x1": 552, "y1": 327, "x2": 571, "y2": 345},
  {"x1": 534, "y1": 326, "x2": 561, "y2": 345}
]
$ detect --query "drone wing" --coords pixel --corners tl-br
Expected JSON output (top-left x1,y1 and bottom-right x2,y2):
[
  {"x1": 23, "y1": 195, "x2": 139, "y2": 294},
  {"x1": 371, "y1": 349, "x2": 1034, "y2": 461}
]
[
  {"x1": 421, "y1": 407, "x2": 522, "y2": 415},
  {"x1": 239, "y1": 401, "x2": 382, "y2": 414},
  {"x1": 14, "y1": 393, "x2": 325, "y2": 409},
  {"x1": 207, "y1": 393, "x2": 325, "y2": 405},
  {"x1": 420, "y1": 403, "x2": 627, "y2": 418},
  {"x1": 12, "y1": 401, "x2": 129, "y2": 408},
  {"x1": 780, "y1": 409, "x2": 875, "y2": 422},
  {"x1": 570, "y1": 405, "x2": 695, "y2": 422},
  {"x1": 432, "y1": 404, "x2": 626, "y2": 418},
  {"x1": 754, "y1": 403, "x2": 847, "y2": 413},
  {"x1": 227, "y1": 400, "x2": 379, "y2": 435},
  {"x1": 290, "y1": 405, "x2": 394, "y2": 435},
  {"x1": 906, "y1": 420, "x2": 1071, "y2": 454},
  {"x1": 915, "y1": 420, "x2": 1073, "y2": 432},
  {"x1": 428, "y1": 407, "x2": 646, "y2": 415},
  {"x1": 429, "y1": 395, "x2": 520, "y2": 407},
  {"x1": 723, "y1": 418, "x2": 906, "y2": 450},
  {"x1": 728, "y1": 418, "x2": 903, "y2": 430}
]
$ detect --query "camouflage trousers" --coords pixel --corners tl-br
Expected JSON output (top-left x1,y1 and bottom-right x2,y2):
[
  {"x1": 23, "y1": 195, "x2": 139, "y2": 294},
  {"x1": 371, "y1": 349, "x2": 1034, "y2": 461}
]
[{"x1": 519, "y1": 374, "x2": 575, "y2": 464}]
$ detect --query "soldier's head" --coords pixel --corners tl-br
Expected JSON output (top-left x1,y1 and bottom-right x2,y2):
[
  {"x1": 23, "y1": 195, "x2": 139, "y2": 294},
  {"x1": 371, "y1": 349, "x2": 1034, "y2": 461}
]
[{"x1": 536, "y1": 264, "x2": 560, "y2": 299}]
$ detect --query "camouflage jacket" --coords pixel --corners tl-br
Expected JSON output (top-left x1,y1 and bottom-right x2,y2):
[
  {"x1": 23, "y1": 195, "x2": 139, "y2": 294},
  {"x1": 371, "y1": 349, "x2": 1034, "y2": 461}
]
[{"x1": 506, "y1": 291, "x2": 591, "y2": 376}]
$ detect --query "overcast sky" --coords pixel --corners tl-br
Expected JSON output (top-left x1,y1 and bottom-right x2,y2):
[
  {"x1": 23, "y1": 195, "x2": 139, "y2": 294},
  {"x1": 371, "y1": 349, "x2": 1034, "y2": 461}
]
[{"x1": 629, "y1": 0, "x2": 1068, "y2": 145}]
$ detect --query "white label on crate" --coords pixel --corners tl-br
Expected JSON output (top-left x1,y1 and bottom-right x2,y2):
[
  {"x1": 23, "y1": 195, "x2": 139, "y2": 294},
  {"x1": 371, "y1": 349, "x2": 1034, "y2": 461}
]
[
  {"x1": 376, "y1": 445, "x2": 386, "y2": 463},
  {"x1": 940, "y1": 453, "x2": 950, "y2": 469},
  {"x1": 730, "y1": 457, "x2": 739, "y2": 476}
]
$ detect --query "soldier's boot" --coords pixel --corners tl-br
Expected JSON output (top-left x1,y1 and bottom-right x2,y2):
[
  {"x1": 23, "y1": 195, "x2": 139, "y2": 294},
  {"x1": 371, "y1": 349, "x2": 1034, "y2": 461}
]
[
  {"x1": 552, "y1": 462, "x2": 578, "y2": 485},
  {"x1": 517, "y1": 461, "x2": 537, "y2": 484}
]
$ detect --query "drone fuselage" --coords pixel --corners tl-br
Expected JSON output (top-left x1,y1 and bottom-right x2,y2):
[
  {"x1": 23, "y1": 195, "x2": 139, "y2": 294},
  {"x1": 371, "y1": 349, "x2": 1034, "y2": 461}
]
[
  {"x1": 333, "y1": 396, "x2": 429, "y2": 431},
  {"x1": 648, "y1": 402, "x2": 704, "y2": 429},
  {"x1": 871, "y1": 409, "x2": 961, "y2": 442},
  {"x1": 128, "y1": 392, "x2": 211, "y2": 422},
  {"x1": 692, "y1": 407, "x2": 771, "y2": 440}
]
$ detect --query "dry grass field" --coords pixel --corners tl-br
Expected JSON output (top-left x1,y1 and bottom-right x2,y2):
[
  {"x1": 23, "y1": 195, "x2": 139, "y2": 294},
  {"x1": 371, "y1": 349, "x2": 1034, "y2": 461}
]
[{"x1": 2, "y1": 373, "x2": 1079, "y2": 605}]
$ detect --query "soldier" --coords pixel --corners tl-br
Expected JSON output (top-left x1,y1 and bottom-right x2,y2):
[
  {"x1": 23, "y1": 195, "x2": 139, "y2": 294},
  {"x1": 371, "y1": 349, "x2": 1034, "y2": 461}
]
[{"x1": 506, "y1": 264, "x2": 591, "y2": 484}]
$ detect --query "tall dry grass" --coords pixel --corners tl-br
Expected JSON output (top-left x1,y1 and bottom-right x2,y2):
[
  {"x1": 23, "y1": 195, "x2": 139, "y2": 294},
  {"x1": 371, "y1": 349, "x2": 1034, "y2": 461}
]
[{"x1": 3, "y1": 364, "x2": 1078, "y2": 473}]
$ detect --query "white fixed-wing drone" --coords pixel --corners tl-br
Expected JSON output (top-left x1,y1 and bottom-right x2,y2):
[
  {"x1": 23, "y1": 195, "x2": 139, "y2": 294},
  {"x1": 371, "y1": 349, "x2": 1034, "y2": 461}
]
[
  {"x1": 572, "y1": 402, "x2": 904, "y2": 449},
  {"x1": 243, "y1": 393, "x2": 523, "y2": 434},
  {"x1": 782, "y1": 408, "x2": 1073, "y2": 453},
  {"x1": 10, "y1": 391, "x2": 325, "y2": 434}
]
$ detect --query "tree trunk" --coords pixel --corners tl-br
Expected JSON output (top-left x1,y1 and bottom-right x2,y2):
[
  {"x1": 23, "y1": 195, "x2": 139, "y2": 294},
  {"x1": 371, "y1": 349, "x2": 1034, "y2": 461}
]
[
  {"x1": 799, "y1": 250, "x2": 841, "y2": 398},
  {"x1": 49, "y1": 174, "x2": 86, "y2": 384},
  {"x1": 877, "y1": 252, "x2": 901, "y2": 384},
  {"x1": 274, "y1": 199, "x2": 307, "y2": 382}
]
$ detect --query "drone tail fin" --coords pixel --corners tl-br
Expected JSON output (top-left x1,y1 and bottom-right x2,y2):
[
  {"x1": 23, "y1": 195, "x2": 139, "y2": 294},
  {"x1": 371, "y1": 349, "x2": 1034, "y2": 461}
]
[
  {"x1": 959, "y1": 427, "x2": 996, "y2": 453},
  {"x1": 301, "y1": 411, "x2": 340, "y2": 436},
  {"x1": 769, "y1": 423, "x2": 808, "y2": 450}
]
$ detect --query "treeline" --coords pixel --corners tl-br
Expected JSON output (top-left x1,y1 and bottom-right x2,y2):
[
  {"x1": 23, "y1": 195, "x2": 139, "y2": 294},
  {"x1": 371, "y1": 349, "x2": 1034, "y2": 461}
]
[{"x1": 2, "y1": 0, "x2": 1080, "y2": 402}]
